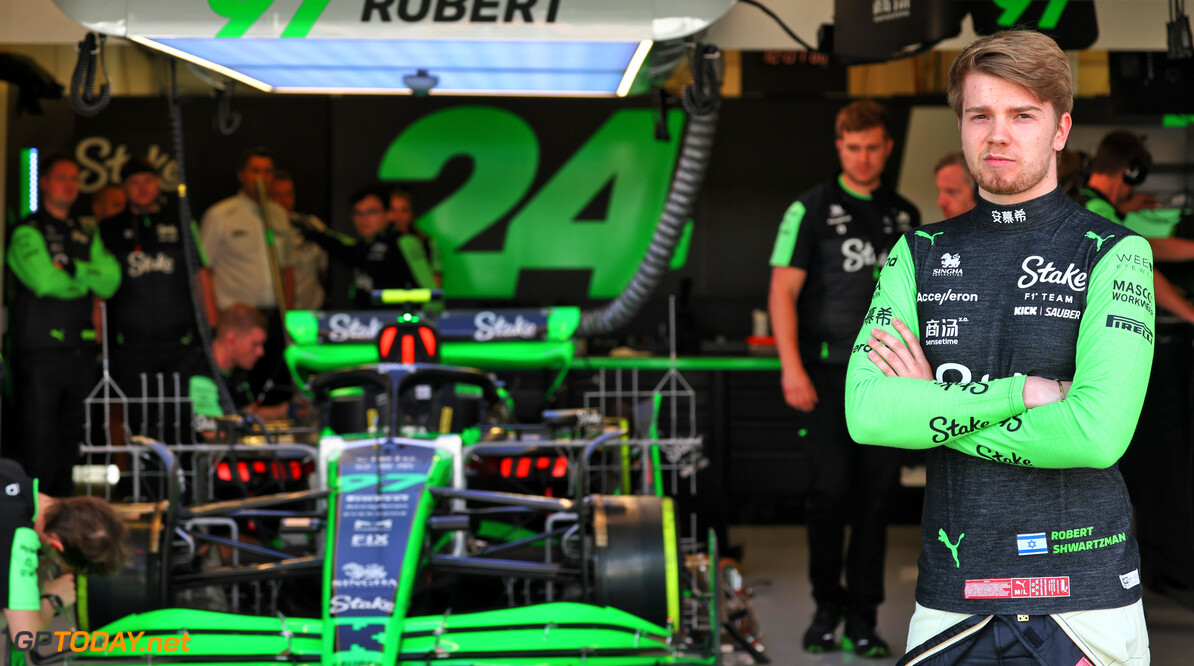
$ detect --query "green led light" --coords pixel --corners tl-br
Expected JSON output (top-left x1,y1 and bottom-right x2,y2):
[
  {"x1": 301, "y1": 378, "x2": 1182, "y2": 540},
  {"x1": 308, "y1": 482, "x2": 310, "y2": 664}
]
[{"x1": 20, "y1": 148, "x2": 38, "y2": 217}]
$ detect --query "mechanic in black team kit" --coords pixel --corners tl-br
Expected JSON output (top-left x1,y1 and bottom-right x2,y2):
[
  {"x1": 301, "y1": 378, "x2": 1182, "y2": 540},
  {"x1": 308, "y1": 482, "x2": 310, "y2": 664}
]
[
  {"x1": 847, "y1": 30, "x2": 1151, "y2": 664},
  {"x1": 768, "y1": 100, "x2": 919, "y2": 657},
  {"x1": 291, "y1": 184, "x2": 436, "y2": 309},
  {"x1": 100, "y1": 156, "x2": 219, "y2": 396},
  {"x1": 7, "y1": 154, "x2": 121, "y2": 496}
]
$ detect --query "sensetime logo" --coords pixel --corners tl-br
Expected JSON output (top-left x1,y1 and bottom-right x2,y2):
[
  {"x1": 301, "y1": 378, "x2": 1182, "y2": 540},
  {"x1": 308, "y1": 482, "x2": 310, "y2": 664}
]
[{"x1": 13, "y1": 631, "x2": 191, "y2": 654}]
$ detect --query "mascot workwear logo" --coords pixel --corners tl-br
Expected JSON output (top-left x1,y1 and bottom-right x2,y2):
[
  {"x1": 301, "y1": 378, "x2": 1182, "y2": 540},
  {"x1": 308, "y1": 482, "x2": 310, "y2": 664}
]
[{"x1": 1018, "y1": 256, "x2": 1087, "y2": 292}]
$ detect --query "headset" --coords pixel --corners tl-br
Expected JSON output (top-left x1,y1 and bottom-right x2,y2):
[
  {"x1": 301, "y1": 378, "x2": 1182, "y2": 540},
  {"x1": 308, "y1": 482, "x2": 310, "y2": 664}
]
[{"x1": 1122, "y1": 151, "x2": 1152, "y2": 187}]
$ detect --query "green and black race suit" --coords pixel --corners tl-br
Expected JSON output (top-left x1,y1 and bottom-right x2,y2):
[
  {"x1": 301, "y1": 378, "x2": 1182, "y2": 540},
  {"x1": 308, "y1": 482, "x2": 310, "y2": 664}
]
[
  {"x1": 845, "y1": 188, "x2": 1154, "y2": 615},
  {"x1": 0, "y1": 459, "x2": 41, "y2": 614},
  {"x1": 770, "y1": 175, "x2": 919, "y2": 363},
  {"x1": 100, "y1": 209, "x2": 207, "y2": 347},
  {"x1": 298, "y1": 224, "x2": 435, "y2": 308},
  {"x1": 7, "y1": 210, "x2": 121, "y2": 351}
]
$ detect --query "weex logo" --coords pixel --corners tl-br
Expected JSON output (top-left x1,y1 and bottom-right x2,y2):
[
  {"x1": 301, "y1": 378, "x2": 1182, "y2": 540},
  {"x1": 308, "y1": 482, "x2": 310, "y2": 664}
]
[{"x1": 13, "y1": 631, "x2": 191, "y2": 654}]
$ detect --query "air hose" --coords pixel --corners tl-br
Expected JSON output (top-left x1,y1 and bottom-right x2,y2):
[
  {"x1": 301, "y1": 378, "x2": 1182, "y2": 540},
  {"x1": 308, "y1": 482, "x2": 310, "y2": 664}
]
[
  {"x1": 169, "y1": 61, "x2": 237, "y2": 414},
  {"x1": 578, "y1": 44, "x2": 722, "y2": 337},
  {"x1": 70, "y1": 32, "x2": 111, "y2": 117}
]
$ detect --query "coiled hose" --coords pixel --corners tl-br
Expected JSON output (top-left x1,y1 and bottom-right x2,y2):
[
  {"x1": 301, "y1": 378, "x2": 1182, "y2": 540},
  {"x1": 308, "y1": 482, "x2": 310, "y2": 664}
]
[
  {"x1": 577, "y1": 44, "x2": 721, "y2": 337},
  {"x1": 70, "y1": 32, "x2": 111, "y2": 117},
  {"x1": 169, "y1": 61, "x2": 236, "y2": 414}
]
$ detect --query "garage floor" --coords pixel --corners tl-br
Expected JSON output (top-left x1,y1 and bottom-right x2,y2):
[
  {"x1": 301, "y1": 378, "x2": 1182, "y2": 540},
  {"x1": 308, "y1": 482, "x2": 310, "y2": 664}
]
[{"x1": 730, "y1": 525, "x2": 1194, "y2": 665}]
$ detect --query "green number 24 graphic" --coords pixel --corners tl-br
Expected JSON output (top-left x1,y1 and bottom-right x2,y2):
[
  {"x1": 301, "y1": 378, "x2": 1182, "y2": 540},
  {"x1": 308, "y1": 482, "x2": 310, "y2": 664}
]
[{"x1": 378, "y1": 106, "x2": 686, "y2": 299}]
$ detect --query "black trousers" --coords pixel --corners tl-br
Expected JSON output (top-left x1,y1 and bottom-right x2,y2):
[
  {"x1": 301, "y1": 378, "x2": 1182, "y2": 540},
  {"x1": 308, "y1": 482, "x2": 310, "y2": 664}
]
[
  {"x1": 11, "y1": 348, "x2": 99, "y2": 496},
  {"x1": 898, "y1": 614, "x2": 1096, "y2": 665},
  {"x1": 804, "y1": 361, "x2": 902, "y2": 619}
]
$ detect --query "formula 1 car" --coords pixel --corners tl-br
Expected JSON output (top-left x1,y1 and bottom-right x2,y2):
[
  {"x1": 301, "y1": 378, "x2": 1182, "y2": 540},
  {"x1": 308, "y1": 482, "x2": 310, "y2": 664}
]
[{"x1": 63, "y1": 293, "x2": 760, "y2": 666}]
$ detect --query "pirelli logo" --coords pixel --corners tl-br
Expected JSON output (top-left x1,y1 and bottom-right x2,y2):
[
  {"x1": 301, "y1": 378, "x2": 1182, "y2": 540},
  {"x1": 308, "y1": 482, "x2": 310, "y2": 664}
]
[{"x1": 1105, "y1": 315, "x2": 1153, "y2": 343}]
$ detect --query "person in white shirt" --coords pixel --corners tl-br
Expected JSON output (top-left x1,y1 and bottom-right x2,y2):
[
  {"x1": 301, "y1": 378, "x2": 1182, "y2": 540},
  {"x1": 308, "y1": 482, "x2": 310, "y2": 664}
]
[{"x1": 200, "y1": 146, "x2": 296, "y2": 404}]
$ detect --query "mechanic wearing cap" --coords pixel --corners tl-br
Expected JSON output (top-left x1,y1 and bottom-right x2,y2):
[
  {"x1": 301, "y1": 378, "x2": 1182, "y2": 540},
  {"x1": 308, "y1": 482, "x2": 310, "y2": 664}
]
[
  {"x1": 291, "y1": 183, "x2": 436, "y2": 308},
  {"x1": 100, "y1": 156, "x2": 219, "y2": 399},
  {"x1": 767, "y1": 100, "x2": 919, "y2": 657},
  {"x1": 0, "y1": 457, "x2": 128, "y2": 640},
  {"x1": 7, "y1": 153, "x2": 121, "y2": 496},
  {"x1": 1079, "y1": 130, "x2": 1194, "y2": 324}
]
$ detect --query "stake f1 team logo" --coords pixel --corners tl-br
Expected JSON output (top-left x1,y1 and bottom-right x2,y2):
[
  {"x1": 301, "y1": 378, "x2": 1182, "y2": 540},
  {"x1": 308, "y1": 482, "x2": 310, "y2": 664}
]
[{"x1": 1018, "y1": 256, "x2": 1087, "y2": 292}]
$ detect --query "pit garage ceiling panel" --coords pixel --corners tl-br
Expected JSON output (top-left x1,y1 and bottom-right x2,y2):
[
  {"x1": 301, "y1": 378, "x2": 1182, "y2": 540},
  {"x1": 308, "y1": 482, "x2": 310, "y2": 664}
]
[
  {"x1": 146, "y1": 38, "x2": 643, "y2": 94},
  {"x1": 51, "y1": 0, "x2": 733, "y2": 94},
  {"x1": 51, "y1": 0, "x2": 733, "y2": 42}
]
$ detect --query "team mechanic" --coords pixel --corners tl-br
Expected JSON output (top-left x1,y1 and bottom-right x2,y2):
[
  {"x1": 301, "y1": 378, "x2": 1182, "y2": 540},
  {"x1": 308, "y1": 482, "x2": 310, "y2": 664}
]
[
  {"x1": 0, "y1": 459, "x2": 128, "y2": 644},
  {"x1": 8, "y1": 154, "x2": 121, "y2": 496},
  {"x1": 291, "y1": 184, "x2": 436, "y2": 309},
  {"x1": 1077, "y1": 131, "x2": 1194, "y2": 325},
  {"x1": 101, "y1": 156, "x2": 219, "y2": 396},
  {"x1": 768, "y1": 100, "x2": 919, "y2": 656},
  {"x1": 846, "y1": 31, "x2": 1152, "y2": 664}
]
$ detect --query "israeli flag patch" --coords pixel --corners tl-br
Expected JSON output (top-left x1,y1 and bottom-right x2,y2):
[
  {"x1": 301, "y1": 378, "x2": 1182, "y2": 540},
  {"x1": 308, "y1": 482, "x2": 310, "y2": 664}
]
[{"x1": 1017, "y1": 533, "x2": 1049, "y2": 556}]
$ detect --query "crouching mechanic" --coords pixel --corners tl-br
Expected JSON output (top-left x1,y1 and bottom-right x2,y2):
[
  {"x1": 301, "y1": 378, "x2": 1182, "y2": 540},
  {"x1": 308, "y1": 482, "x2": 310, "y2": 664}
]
[
  {"x1": 1, "y1": 458, "x2": 129, "y2": 642},
  {"x1": 184, "y1": 303, "x2": 293, "y2": 433},
  {"x1": 846, "y1": 30, "x2": 1151, "y2": 664}
]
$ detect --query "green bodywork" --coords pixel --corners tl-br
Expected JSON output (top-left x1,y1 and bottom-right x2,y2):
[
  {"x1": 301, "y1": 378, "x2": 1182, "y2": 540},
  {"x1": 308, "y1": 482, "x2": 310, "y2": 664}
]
[
  {"x1": 74, "y1": 603, "x2": 707, "y2": 665},
  {"x1": 77, "y1": 438, "x2": 713, "y2": 665}
]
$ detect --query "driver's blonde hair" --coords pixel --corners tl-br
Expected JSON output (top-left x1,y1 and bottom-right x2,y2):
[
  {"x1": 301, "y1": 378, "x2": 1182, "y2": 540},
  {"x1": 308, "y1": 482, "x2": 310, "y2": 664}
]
[{"x1": 947, "y1": 30, "x2": 1073, "y2": 121}]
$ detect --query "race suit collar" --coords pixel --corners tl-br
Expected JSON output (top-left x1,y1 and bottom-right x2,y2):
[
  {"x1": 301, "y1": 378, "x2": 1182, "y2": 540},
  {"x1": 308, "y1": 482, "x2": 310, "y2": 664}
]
[{"x1": 973, "y1": 186, "x2": 1071, "y2": 230}]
